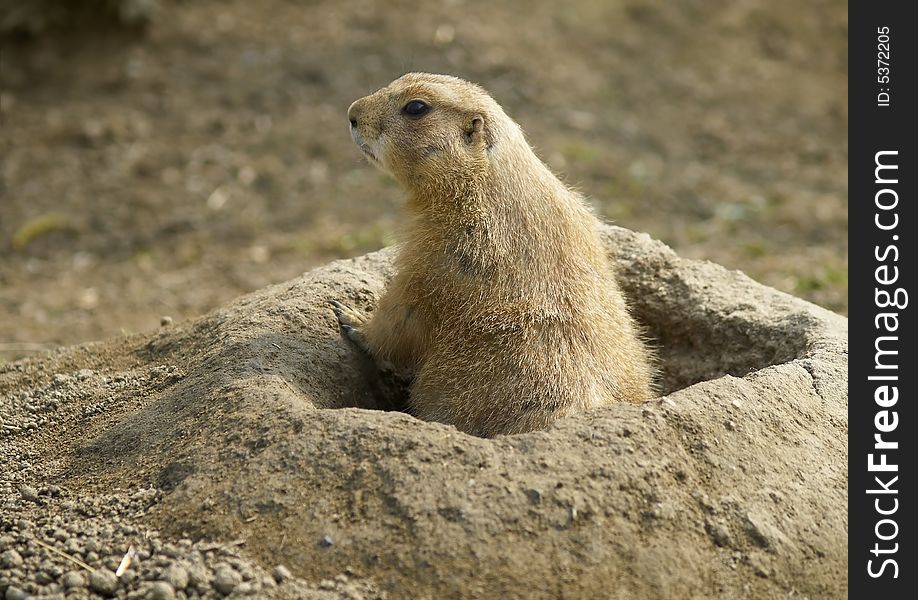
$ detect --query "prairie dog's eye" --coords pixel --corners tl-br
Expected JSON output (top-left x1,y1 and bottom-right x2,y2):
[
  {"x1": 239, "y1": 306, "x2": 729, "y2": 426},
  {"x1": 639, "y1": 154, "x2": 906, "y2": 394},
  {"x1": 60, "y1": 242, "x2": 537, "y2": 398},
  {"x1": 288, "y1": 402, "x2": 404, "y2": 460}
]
[{"x1": 402, "y1": 100, "x2": 430, "y2": 117}]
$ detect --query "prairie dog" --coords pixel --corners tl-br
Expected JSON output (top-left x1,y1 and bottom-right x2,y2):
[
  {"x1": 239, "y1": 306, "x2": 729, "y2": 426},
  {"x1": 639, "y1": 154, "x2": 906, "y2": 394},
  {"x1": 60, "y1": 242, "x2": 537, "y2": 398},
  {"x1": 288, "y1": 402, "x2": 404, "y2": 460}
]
[{"x1": 333, "y1": 73, "x2": 654, "y2": 436}]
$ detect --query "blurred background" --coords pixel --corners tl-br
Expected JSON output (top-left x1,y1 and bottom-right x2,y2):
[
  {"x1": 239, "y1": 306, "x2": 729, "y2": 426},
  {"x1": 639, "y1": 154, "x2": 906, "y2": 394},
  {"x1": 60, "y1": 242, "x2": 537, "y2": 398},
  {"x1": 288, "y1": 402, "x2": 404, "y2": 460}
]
[{"x1": 0, "y1": 0, "x2": 847, "y2": 361}]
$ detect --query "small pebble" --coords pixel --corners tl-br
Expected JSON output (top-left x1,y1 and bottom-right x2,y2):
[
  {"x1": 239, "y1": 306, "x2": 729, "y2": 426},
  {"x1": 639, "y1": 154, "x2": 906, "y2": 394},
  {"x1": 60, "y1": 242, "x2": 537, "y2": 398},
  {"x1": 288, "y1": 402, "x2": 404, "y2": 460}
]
[
  {"x1": 62, "y1": 570, "x2": 87, "y2": 589},
  {"x1": 235, "y1": 582, "x2": 253, "y2": 594},
  {"x1": 19, "y1": 485, "x2": 39, "y2": 503},
  {"x1": 272, "y1": 564, "x2": 292, "y2": 583},
  {"x1": 4, "y1": 586, "x2": 28, "y2": 600},
  {"x1": 706, "y1": 522, "x2": 733, "y2": 548},
  {"x1": 160, "y1": 316, "x2": 173, "y2": 327},
  {"x1": 163, "y1": 563, "x2": 189, "y2": 590},
  {"x1": 319, "y1": 535, "x2": 333, "y2": 547},
  {"x1": 35, "y1": 571, "x2": 53, "y2": 584},
  {"x1": 186, "y1": 563, "x2": 211, "y2": 588},
  {"x1": 148, "y1": 581, "x2": 175, "y2": 600},
  {"x1": 0, "y1": 549, "x2": 23, "y2": 568},
  {"x1": 89, "y1": 568, "x2": 120, "y2": 596},
  {"x1": 213, "y1": 565, "x2": 241, "y2": 596},
  {"x1": 121, "y1": 569, "x2": 139, "y2": 584}
]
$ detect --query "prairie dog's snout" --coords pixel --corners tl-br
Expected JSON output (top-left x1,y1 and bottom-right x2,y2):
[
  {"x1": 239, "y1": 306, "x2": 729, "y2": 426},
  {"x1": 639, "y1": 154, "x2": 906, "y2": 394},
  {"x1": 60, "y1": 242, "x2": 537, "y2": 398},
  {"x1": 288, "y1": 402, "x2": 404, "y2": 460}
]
[
  {"x1": 347, "y1": 101, "x2": 359, "y2": 128},
  {"x1": 347, "y1": 97, "x2": 382, "y2": 164},
  {"x1": 347, "y1": 98, "x2": 366, "y2": 133}
]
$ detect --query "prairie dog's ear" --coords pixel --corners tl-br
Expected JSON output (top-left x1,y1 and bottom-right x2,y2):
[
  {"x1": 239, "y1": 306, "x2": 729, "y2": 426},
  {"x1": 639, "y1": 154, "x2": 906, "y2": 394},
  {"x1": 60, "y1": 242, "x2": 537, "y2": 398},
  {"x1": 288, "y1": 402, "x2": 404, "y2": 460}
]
[{"x1": 464, "y1": 114, "x2": 493, "y2": 149}]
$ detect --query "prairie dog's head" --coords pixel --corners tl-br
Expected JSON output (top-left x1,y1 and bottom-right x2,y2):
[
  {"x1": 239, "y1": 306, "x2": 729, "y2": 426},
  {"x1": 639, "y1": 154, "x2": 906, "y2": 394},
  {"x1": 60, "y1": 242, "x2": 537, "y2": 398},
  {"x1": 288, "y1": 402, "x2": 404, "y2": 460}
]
[{"x1": 347, "y1": 73, "x2": 503, "y2": 190}]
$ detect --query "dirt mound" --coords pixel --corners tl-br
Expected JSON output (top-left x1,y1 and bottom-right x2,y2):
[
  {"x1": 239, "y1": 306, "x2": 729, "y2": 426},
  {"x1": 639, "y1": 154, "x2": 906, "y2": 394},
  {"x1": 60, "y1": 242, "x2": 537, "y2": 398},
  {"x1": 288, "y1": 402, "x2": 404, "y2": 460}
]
[{"x1": 1, "y1": 225, "x2": 847, "y2": 599}]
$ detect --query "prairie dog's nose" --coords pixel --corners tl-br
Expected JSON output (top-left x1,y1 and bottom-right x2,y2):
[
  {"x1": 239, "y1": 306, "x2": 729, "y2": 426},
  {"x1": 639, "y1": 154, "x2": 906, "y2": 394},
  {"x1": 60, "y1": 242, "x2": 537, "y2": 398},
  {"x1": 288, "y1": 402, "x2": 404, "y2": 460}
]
[{"x1": 347, "y1": 100, "x2": 362, "y2": 128}]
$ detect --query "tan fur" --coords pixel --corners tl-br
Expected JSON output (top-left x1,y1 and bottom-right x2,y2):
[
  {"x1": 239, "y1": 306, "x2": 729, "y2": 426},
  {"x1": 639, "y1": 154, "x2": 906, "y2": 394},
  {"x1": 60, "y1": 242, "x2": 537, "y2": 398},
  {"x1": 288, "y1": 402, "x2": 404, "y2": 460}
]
[{"x1": 339, "y1": 73, "x2": 655, "y2": 436}]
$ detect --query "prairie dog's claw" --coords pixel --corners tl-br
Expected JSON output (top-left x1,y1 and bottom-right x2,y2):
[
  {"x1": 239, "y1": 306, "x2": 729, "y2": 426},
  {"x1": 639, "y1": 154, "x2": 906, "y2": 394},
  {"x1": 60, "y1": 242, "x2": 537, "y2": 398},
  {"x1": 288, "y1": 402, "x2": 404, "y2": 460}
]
[{"x1": 329, "y1": 300, "x2": 370, "y2": 348}]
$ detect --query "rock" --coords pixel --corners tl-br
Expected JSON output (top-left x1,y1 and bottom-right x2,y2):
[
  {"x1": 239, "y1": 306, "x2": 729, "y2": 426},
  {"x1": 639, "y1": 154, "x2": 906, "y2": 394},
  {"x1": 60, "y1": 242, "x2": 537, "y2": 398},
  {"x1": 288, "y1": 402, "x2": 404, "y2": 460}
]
[
  {"x1": 271, "y1": 564, "x2": 292, "y2": 582},
  {"x1": 4, "y1": 587, "x2": 28, "y2": 600},
  {"x1": 148, "y1": 581, "x2": 175, "y2": 600},
  {"x1": 162, "y1": 562, "x2": 189, "y2": 590},
  {"x1": 89, "y1": 568, "x2": 120, "y2": 596},
  {"x1": 120, "y1": 568, "x2": 138, "y2": 585},
  {"x1": 234, "y1": 581, "x2": 253, "y2": 594},
  {"x1": 36, "y1": 570, "x2": 53, "y2": 584},
  {"x1": 1, "y1": 549, "x2": 23, "y2": 569},
  {"x1": 212, "y1": 565, "x2": 241, "y2": 596},
  {"x1": 705, "y1": 521, "x2": 733, "y2": 548},
  {"x1": 19, "y1": 485, "x2": 39, "y2": 503},
  {"x1": 186, "y1": 562, "x2": 211, "y2": 589},
  {"x1": 62, "y1": 570, "x2": 87, "y2": 588}
]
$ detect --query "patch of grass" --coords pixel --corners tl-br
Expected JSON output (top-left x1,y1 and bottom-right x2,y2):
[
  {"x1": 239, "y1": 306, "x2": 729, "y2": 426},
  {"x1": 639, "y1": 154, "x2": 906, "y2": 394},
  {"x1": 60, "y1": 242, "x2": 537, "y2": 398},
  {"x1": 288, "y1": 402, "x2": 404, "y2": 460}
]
[
  {"x1": 794, "y1": 266, "x2": 847, "y2": 295},
  {"x1": 742, "y1": 241, "x2": 768, "y2": 258},
  {"x1": 822, "y1": 266, "x2": 848, "y2": 286},
  {"x1": 562, "y1": 143, "x2": 600, "y2": 163},
  {"x1": 600, "y1": 202, "x2": 634, "y2": 221},
  {"x1": 297, "y1": 223, "x2": 397, "y2": 257},
  {"x1": 333, "y1": 226, "x2": 392, "y2": 253},
  {"x1": 11, "y1": 213, "x2": 73, "y2": 250}
]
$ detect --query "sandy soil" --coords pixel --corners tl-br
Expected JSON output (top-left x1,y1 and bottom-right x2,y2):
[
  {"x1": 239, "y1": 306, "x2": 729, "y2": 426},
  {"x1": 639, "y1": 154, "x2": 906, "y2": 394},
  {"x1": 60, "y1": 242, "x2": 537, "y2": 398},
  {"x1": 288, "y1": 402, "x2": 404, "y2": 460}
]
[{"x1": 0, "y1": 0, "x2": 847, "y2": 363}]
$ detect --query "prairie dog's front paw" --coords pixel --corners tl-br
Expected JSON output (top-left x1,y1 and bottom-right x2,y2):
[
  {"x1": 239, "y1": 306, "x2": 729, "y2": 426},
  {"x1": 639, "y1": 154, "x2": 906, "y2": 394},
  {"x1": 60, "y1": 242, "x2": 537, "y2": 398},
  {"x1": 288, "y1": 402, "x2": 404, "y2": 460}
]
[{"x1": 329, "y1": 300, "x2": 370, "y2": 350}]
